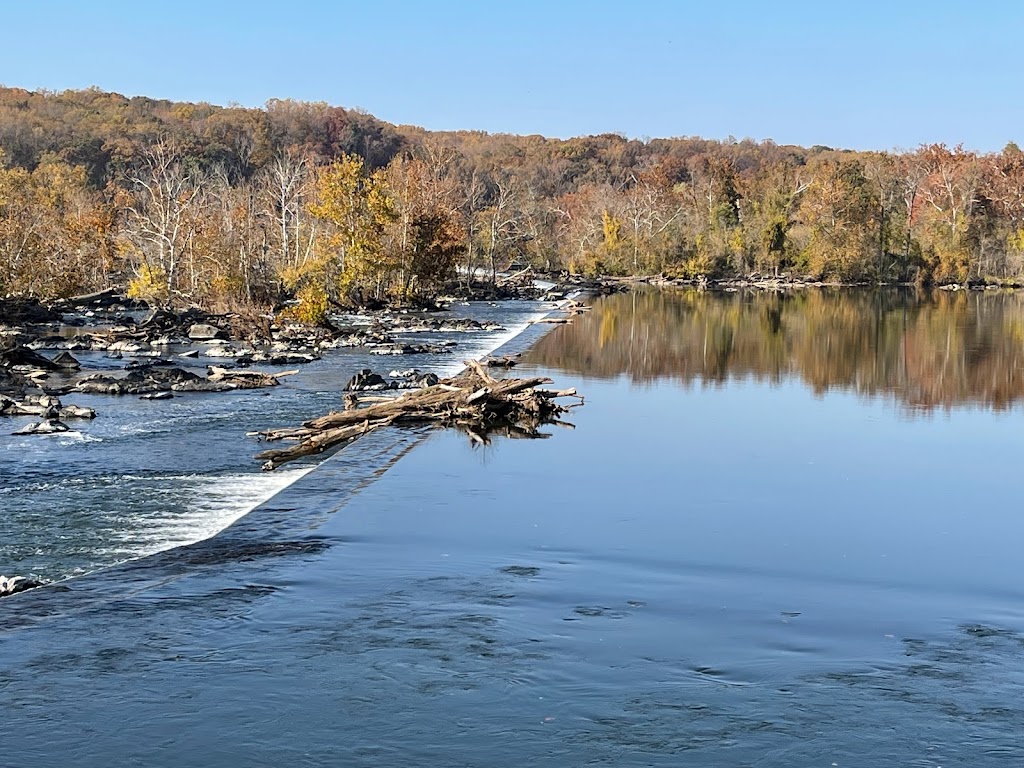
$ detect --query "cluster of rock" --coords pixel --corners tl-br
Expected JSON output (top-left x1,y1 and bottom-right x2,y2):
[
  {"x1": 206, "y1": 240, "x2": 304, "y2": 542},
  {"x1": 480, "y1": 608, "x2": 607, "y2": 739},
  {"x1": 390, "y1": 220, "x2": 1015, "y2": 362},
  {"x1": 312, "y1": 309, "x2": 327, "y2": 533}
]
[
  {"x1": 0, "y1": 346, "x2": 82, "y2": 397},
  {"x1": 1, "y1": 279, "x2": 583, "y2": 440},
  {"x1": 328, "y1": 328, "x2": 396, "y2": 348},
  {"x1": 2, "y1": 344, "x2": 79, "y2": 372},
  {"x1": 1, "y1": 393, "x2": 95, "y2": 419},
  {"x1": 345, "y1": 368, "x2": 440, "y2": 392},
  {"x1": 2, "y1": 393, "x2": 97, "y2": 435},
  {"x1": 25, "y1": 308, "x2": 236, "y2": 353},
  {"x1": 279, "y1": 314, "x2": 504, "y2": 354},
  {"x1": 386, "y1": 316, "x2": 506, "y2": 334},
  {"x1": 369, "y1": 341, "x2": 456, "y2": 356},
  {"x1": 74, "y1": 364, "x2": 289, "y2": 397}
]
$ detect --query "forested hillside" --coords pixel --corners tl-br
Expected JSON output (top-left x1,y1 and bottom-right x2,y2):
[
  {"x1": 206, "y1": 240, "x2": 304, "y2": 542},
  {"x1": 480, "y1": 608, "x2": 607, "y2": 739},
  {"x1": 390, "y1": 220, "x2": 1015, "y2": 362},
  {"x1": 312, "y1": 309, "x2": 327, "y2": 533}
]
[{"x1": 2, "y1": 86, "x2": 1023, "y2": 315}]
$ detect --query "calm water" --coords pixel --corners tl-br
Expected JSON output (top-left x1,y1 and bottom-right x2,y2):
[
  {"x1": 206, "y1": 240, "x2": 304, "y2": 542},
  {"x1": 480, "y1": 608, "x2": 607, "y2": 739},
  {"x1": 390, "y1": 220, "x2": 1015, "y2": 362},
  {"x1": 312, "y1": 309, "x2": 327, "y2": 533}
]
[{"x1": 1, "y1": 288, "x2": 1023, "y2": 767}]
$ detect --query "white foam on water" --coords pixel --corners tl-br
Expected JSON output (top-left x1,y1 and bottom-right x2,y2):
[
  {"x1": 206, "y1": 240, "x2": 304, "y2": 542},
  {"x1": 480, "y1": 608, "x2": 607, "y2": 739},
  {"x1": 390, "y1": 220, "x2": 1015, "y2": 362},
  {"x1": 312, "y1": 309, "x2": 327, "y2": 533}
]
[
  {"x1": 56, "y1": 432, "x2": 103, "y2": 445},
  {"x1": 435, "y1": 307, "x2": 553, "y2": 377},
  {"x1": 112, "y1": 465, "x2": 316, "y2": 560}
]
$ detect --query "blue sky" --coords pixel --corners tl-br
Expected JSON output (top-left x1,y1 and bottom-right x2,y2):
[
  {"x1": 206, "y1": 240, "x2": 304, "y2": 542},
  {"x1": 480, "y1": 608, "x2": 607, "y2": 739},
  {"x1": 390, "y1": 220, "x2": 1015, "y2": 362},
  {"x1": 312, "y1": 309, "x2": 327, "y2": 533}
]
[{"x1": 1, "y1": 1, "x2": 1019, "y2": 151}]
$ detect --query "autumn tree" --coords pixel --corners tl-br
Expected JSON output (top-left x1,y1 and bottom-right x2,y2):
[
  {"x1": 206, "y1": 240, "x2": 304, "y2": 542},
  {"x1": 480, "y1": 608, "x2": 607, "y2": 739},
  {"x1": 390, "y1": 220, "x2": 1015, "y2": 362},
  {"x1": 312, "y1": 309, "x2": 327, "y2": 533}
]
[
  {"x1": 795, "y1": 157, "x2": 880, "y2": 280},
  {"x1": 288, "y1": 154, "x2": 396, "y2": 321},
  {"x1": 914, "y1": 144, "x2": 981, "y2": 282},
  {"x1": 0, "y1": 150, "x2": 113, "y2": 298},
  {"x1": 383, "y1": 151, "x2": 465, "y2": 299}
]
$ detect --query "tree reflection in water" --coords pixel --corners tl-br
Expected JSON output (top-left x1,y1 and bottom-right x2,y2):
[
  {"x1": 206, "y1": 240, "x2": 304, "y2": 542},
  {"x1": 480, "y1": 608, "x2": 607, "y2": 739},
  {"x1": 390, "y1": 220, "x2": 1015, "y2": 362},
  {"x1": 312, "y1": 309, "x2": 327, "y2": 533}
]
[{"x1": 528, "y1": 288, "x2": 1024, "y2": 412}]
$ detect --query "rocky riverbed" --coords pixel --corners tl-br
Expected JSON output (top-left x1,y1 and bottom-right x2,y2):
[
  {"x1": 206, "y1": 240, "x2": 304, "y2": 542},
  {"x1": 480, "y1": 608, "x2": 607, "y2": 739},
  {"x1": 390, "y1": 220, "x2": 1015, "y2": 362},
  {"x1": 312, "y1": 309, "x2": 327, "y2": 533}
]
[{"x1": 0, "y1": 293, "x2": 569, "y2": 594}]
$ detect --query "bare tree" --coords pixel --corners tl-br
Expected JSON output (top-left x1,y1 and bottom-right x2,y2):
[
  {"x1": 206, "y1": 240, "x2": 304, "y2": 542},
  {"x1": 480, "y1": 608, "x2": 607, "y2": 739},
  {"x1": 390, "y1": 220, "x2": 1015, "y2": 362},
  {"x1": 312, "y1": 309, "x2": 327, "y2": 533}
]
[
  {"x1": 262, "y1": 150, "x2": 314, "y2": 271},
  {"x1": 123, "y1": 142, "x2": 203, "y2": 303}
]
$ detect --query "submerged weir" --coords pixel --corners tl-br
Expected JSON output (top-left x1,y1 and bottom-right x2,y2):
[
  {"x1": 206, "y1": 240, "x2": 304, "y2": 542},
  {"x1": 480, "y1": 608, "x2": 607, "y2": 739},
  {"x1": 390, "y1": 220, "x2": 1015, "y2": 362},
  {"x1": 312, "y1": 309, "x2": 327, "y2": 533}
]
[{"x1": 0, "y1": 299, "x2": 554, "y2": 586}]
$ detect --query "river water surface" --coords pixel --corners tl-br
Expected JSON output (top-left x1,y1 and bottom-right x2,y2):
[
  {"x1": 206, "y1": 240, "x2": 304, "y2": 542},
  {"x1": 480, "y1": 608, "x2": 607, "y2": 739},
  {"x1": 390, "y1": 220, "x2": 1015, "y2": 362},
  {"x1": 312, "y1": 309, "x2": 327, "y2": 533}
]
[{"x1": 2, "y1": 288, "x2": 1023, "y2": 767}]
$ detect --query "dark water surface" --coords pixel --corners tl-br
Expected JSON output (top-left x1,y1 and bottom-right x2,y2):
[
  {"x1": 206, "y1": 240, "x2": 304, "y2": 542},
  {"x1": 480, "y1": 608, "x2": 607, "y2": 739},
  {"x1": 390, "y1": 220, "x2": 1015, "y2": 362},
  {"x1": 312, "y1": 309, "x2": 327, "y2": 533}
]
[{"x1": 2, "y1": 288, "x2": 1023, "y2": 767}]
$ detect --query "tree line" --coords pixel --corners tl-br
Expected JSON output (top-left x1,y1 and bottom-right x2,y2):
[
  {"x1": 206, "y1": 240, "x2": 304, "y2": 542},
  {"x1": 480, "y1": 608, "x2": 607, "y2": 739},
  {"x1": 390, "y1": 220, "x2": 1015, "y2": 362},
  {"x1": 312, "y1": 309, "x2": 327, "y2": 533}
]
[{"x1": 3, "y1": 86, "x2": 1024, "y2": 319}]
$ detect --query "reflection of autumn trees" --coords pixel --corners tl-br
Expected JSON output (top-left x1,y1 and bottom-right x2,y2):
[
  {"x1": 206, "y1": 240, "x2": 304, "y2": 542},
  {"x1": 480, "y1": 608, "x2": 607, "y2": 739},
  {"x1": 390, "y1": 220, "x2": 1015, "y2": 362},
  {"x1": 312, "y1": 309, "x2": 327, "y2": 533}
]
[{"x1": 528, "y1": 289, "x2": 1024, "y2": 411}]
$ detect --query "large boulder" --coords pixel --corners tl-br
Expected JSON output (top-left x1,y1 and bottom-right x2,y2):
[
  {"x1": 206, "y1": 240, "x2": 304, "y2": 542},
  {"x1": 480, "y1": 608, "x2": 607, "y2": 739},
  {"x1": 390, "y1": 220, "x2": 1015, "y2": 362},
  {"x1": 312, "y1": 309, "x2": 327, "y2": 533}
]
[
  {"x1": 202, "y1": 344, "x2": 246, "y2": 358},
  {"x1": 12, "y1": 419, "x2": 71, "y2": 435},
  {"x1": 249, "y1": 351, "x2": 319, "y2": 366},
  {"x1": 125, "y1": 358, "x2": 175, "y2": 371},
  {"x1": 51, "y1": 351, "x2": 81, "y2": 369},
  {"x1": 369, "y1": 342, "x2": 456, "y2": 356},
  {"x1": 26, "y1": 335, "x2": 93, "y2": 351},
  {"x1": 387, "y1": 369, "x2": 439, "y2": 389},
  {"x1": 188, "y1": 323, "x2": 226, "y2": 341},
  {"x1": 0, "y1": 346, "x2": 62, "y2": 371},
  {"x1": 346, "y1": 369, "x2": 389, "y2": 391},
  {"x1": 0, "y1": 367, "x2": 30, "y2": 397},
  {"x1": 141, "y1": 391, "x2": 174, "y2": 400},
  {"x1": 0, "y1": 395, "x2": 22, "y2": 415},
  {"x1": 59, "y1": 404, "x2": 97, "y2": 419},
  {"x1": 106, "y1": 339, "x2": 152, "y2": 354}
]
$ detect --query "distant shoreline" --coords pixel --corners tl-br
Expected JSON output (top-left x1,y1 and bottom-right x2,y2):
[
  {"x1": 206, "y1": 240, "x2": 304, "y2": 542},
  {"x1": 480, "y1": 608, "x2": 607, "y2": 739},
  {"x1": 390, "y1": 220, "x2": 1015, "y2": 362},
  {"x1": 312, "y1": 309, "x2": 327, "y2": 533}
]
[{"x1": 596, "y1": 274, "x2": 1024, "y2": 292}]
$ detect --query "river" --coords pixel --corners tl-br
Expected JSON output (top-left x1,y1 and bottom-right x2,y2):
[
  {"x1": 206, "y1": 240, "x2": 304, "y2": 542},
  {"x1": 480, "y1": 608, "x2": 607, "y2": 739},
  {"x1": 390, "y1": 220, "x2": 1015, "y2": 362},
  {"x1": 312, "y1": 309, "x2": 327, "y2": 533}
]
[{"x1": 1, "y1": 287, "x2": 1022, "y2": 766}]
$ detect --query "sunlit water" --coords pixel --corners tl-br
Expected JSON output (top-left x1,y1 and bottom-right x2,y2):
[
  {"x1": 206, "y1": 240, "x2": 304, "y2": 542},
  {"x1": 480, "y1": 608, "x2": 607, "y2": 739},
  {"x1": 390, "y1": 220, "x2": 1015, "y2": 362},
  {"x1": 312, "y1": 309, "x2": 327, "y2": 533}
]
[{"x1": 2, "y1": 288, "x2": 1023, "y2": 767}]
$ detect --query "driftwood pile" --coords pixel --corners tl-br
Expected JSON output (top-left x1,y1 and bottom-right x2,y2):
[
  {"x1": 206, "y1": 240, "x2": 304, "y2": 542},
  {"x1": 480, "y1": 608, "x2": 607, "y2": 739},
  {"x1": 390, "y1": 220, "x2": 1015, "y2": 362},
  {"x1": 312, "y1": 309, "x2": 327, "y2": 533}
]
[{"x1": 251, "y1": 360, "x2": 583, "y2": 471}]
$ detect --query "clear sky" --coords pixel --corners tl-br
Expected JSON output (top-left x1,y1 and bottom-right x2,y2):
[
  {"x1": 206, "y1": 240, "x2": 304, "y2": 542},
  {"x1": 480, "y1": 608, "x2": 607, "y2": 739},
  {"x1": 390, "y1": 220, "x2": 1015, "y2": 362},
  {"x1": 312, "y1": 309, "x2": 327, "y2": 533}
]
[{"x1": 1, "y1": 0, "x2": 1020, "y2": 151}]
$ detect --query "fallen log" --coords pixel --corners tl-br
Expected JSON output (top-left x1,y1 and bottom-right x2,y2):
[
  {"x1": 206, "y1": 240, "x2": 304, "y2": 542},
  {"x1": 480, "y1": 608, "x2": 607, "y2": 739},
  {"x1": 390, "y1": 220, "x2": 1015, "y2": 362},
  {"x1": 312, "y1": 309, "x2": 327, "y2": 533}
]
[{"x1": 251, "y1": 359, "x2": 583, "y2": 470}]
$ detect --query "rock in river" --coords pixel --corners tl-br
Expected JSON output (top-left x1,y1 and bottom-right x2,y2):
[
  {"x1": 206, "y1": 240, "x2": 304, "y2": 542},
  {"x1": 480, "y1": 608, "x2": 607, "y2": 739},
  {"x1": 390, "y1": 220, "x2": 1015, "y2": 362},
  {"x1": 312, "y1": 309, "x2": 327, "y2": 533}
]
[
  {"x1": 0, "y1": 575, "x2": 44, "y2": 597},
  {"x1": 12, "y1": 419, "x2": 71, "y2": 435},
  {"x1": 51, "y1": 351, "x2": 82, "y2": 369},
  {"x1": 346, "y1": 369, "x2": 389, "y2": 391},
  {"x1": 141, "y1": 391, "x2": 174, "y2": 400},
  {"x1": 188, "y1": 323, "x2": 226, "y2": 341},
  {"x1": 369, "y1": 342, "x2": 456, "y2": 356},
  {"x1": 75, "y1": 366, "x2": 229, "y2": 395}
]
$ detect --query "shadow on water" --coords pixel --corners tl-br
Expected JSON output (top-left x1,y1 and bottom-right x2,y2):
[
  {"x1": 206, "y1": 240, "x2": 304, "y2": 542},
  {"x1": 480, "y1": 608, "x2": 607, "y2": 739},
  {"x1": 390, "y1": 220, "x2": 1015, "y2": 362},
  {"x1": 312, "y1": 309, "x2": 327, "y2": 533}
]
[{"x1": 529, "y1": 287, "x2": 1024, "y2": 412}]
